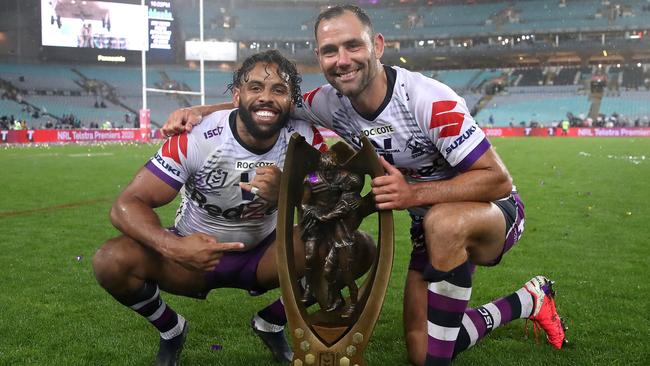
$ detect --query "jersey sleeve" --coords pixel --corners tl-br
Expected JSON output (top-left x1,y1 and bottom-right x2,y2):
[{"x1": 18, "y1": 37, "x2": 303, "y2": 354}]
[
  {"x1": 144, "y1": 132, "x2": 199, "y2": 190},
  {"x1": 409, "y1": 74, "x2": 490, "y2": 172},
  {"x1": 294, "y1": 86, "x2": 334, "y2": 130},
  {"x1": 291, "y1": 119, "x2": 329, "y2": 153}
]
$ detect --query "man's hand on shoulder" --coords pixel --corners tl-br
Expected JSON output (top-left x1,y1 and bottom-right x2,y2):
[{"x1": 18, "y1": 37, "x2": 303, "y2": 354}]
[
  {"x1": 161, "y1": 107, "x2": 203, "y2": 137},
  {"x1": 166, "y1": 232, "x2": 244, "y2": 272},
  {"x1": 162, "y1": 103, "x2": 235, "y2": 137}
]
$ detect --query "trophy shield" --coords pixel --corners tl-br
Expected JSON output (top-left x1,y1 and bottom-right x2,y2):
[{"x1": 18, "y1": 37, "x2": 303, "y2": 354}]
[{"x1": 277, "y1": 133, "x2": 394, "y2": 366}]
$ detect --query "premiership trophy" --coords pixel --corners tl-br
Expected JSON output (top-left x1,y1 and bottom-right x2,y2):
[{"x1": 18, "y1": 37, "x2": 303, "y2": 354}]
[{"x1": 276, "y1": 133, "x2": 394, "y2": 366}]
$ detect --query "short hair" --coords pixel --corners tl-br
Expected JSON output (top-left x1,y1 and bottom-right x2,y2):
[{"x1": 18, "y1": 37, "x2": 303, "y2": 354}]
[
  {"x1": 314, "y1": 4, "x2": 374, "y2": 40},
  {"x1": 227, "y1": 49, "x2": 302, "y2": 106}
]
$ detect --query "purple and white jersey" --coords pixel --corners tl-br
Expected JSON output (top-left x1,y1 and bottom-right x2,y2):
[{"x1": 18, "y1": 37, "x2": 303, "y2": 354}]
[
  {"x1": 296, "y1": 65, "x2": 492, "y2": 216},
  {"x1": 146, "y1": 109, "x2": 326, "y2": 249}
]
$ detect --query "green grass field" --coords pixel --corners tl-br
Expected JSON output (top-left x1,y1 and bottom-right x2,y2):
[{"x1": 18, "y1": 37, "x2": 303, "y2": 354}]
[{"x1": 1, "y1": 137, "x2": 648, "y2": 365}]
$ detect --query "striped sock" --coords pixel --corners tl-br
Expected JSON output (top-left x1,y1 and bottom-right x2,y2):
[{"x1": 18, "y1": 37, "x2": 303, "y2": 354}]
[
  {"x1": 122, "y1": 281, "x2": 184, "y2": 340},
  {"x1": 422, "y1": 261, "x2": 472, "y2": 366},
  {"x1": 453, "y1": 287, "x2": 534, "y2": 356},
  {"x1": 254, "y1": 297, "x2": 287, "y2": 332}
]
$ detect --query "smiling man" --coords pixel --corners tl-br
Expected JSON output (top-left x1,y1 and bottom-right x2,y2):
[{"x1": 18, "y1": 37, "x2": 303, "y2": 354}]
[
  {"x1": 161, "y1": 5, "x2": 567, "y2": 366},
  {"x1": 92, "y1": 50, "x2": 327, "y2": 365}
]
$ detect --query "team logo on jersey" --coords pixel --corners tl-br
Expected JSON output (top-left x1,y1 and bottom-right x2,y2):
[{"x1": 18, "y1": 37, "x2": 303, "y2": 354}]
[
  {"x1": 235, "y1": 161, "x2": 275, "y2": 170},
  {"x1": 362, "y1": 124, "x2": 395, "y2": 138},
  {"x1": 429, "y1": 100, "x2": 465, "y2": 138},
  {"x1": 205, "y1": 168, "x2": 229, "y2": 189},
  {"x1": 405, "y1": 134, "x2": 428, "y2": 158},
  {"x1": 161, "y1": 134, "x2": 188, "y2": 164}
]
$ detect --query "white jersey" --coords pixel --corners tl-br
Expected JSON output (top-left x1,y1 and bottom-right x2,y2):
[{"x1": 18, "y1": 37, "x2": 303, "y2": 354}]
[
  {"x1": 296, "y1": 65, "x2": 491, "y2": 217},
  {"x1": 146, "y1": 109, "x2": 326, "y2": 249}
]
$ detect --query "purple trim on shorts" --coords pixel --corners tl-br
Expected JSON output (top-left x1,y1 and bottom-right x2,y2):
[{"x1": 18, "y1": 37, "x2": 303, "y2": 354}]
[
  {"x1": 203, "y1": 231, "x2": 276, "y2": 293},
  {"x1": 494, "y1": 297, "x2": 512, "y2": 324},
  {"x1": 427, "y1": 336, "x2": 456, "y2": 358},
  {"x1": 428, "y1": 291, "x2": 469, "y2": 313},
  {"x1": 455, "y1": 138, "x2": 491, "y2": 172},
  {"x1": 308, "y1": 172, "x2": 318, "y2": 184},
  {"x1": 487, "y1": 192, "x2": 525, "y2": 266},
  {"x1": 408, "y1": 247, "x2": 428, "y2": 271},
  {"x1": 466, "y1": 308, "x2": 488, "y2": 337},
  {"x1": 145, "y1": 161, "x2": 183, "y2": 191}
]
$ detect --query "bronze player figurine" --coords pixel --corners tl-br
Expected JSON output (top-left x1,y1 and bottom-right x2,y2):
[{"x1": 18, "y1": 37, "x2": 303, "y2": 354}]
[
  {"x1": 300, "y1": 150, "x2": 364, "y2": 316},
  {"x1": 276, "y1": 134, "x2": 393, "y2": 366}
]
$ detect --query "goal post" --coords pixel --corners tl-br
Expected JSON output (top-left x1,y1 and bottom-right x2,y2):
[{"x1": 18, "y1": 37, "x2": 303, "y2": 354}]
[{"x1": 140, "y1": 0, "x2": 205, "y2": 136}]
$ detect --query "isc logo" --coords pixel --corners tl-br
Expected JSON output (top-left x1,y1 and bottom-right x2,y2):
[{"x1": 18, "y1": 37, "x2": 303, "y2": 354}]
[{"x1": 203, "y1": 127, "x2": 223, "y2": 139}]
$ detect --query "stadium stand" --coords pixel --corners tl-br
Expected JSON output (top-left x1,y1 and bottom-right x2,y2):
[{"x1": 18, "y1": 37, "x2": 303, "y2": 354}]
[{"x1": 1, "y1": 0, "x2": 649, "y2": 130}]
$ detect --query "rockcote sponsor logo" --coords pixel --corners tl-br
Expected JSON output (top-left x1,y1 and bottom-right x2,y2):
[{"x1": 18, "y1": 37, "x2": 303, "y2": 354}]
[
  {"x1": 235, "y1": 161, "x2": 274, "y2": 170},
  {"x1": 362, "y1": 125, "x2": 394, "y2": 137}
]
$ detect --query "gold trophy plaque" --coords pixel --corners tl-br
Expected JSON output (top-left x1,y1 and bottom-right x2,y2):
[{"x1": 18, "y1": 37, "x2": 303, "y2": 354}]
[{"x1": 276, "y1": 133, "x2": 394, "y2": 366}]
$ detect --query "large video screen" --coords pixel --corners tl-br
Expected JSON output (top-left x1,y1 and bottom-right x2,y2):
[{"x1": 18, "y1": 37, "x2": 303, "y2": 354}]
[{"x1": 41, "y1": 0, "x2": 148, "y2": 51}]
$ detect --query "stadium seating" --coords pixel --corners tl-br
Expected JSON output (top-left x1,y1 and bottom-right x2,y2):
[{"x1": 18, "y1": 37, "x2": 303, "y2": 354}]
[
  {"x1": 475, "y1": 85, "x2": 590, "y2": 126},
  {"x1": 600, "y1": 91, "x2": 650, "y2": 121}
]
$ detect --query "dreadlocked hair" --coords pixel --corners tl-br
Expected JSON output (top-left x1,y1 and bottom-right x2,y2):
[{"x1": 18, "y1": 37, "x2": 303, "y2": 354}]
[{"x1": 226, "y1": 49, "x2": 303, "y2": 106}]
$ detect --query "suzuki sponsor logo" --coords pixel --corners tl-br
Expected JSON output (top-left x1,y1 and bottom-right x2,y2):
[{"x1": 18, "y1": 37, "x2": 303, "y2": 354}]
[
  {"x1": 235, "y1": 161, "x2": 274, "y2": 170},
  {"x1": 154, "y1": 153, "x2": 181, "y2": 176},
  {"x1": 430, "y1": 100, "x2": 465, "y2": 137},
  {"x1": 362, "y1": 124, "x2": 394, "y2": 137},
  {"x1": 445, "y1": 125, "x2": 477, "y2": 155},
  {"x1": 2, "y1": 130, "x2": 9, "y2": 142}
]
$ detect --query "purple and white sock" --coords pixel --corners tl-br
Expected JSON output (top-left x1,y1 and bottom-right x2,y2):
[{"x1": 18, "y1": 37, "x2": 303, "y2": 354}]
[
  {"x1": 453, "y1": 287, "x2": 534, "y2": 356},
  {"x1": 124, "y1": 282, "x2": 183, "y2": 340},
  {"x1": 423, "y1": 261, "x2": 472, "y2": 366}
]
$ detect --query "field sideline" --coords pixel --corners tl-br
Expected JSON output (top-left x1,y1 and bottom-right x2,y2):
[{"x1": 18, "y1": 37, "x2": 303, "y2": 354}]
[{"x1": 0, "y1": 137, "x2": 648, "y2": 365}]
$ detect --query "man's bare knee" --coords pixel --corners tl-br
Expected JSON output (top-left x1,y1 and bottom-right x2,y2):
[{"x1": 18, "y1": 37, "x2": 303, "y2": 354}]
[
  {"x1": 423, "y1": 205, "x2": 469, "y2": 268},
  {"x1": 92, "y1": 236, "x2": 142, "y2": 289}
]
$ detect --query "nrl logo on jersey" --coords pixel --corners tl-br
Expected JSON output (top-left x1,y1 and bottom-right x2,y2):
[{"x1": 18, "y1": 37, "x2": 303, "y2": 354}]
[
  {"x1": 235, "y1": 161, "x2": 275, "y2": 170},
  {"x1": 205, "y1": 168, "x2": 228, "y2": 189}
]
